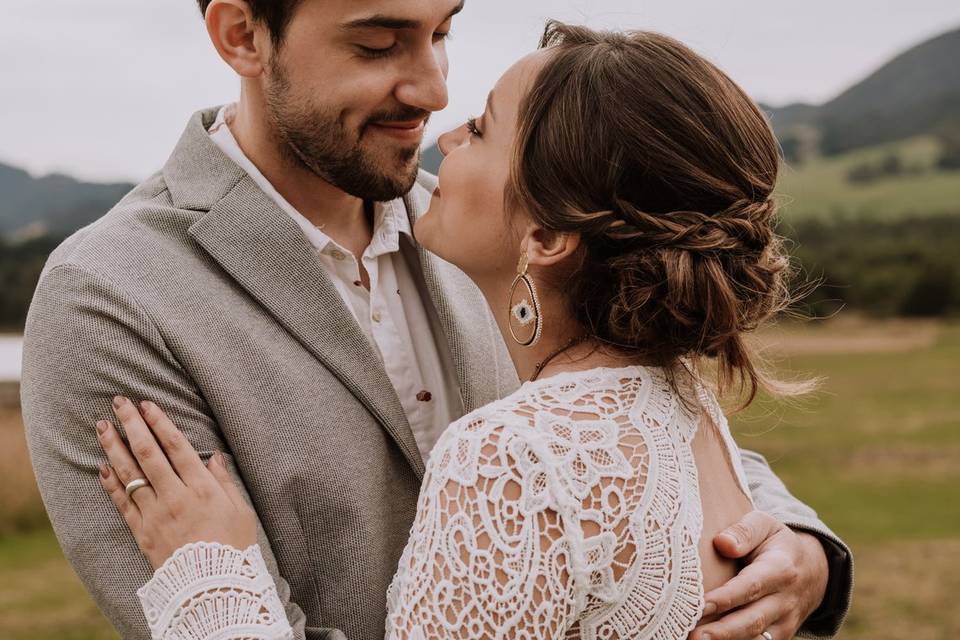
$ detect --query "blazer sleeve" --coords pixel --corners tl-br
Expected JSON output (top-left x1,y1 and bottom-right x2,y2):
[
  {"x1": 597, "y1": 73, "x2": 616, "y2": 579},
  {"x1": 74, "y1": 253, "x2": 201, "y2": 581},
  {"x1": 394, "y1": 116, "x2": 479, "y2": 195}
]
[
  {"x1": 737, "y1": 448, "x2": 854, "y2": 639},
  {"x1": 21, "y1": 263, "x2": 346, "y2": 640}
]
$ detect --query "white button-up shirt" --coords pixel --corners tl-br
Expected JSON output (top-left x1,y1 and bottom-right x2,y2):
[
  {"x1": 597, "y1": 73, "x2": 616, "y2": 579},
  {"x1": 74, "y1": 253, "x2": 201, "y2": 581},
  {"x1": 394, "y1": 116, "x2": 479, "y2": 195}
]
[{"x1": 209, "y1": 105, "x2": 461, "y2": 461}]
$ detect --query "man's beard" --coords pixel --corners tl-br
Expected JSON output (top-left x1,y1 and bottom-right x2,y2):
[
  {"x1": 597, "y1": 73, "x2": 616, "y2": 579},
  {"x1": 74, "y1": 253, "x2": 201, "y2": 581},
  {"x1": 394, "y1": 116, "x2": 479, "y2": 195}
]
[{"x1": 264, "y1": 56, "x2": 426, "y2": 202}]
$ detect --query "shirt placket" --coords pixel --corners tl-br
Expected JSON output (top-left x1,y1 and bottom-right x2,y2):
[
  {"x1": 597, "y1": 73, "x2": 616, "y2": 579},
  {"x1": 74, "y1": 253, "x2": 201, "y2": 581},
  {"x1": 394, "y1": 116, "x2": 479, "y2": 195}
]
[
  {"x1": 363, "y1": 250, "x2": 431, "y2": 436},
  {"x1": 319, "y1": 243, "x2": 373, "y2": 340}
]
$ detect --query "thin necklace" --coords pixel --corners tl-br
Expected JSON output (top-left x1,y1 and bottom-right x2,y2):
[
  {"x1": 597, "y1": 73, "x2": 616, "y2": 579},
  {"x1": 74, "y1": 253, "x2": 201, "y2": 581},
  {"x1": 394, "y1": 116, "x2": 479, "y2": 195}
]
[{"x1": 528, "y1": 335, "x2": 590, "y2": 382}]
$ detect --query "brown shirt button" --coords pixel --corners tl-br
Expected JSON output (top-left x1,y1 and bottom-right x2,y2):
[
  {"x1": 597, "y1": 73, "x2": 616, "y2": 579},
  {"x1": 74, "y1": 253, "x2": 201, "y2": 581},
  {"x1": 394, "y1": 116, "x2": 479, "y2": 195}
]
[{"x1": 416, "y1": 390, "x2": 432, "y2": 402}]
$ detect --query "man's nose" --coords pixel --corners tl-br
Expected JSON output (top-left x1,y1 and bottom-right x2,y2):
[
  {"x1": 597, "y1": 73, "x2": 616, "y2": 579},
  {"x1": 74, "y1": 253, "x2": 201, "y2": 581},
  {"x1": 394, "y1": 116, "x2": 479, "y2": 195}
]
[{"x1": 395, "y1": 45, "x2": 449, "y2": 113}]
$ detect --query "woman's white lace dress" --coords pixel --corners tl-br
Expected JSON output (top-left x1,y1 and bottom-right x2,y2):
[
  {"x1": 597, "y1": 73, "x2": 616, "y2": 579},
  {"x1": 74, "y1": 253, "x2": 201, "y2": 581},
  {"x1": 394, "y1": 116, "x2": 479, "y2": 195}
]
[{"x1": 136, "y1": 365, "x2": 754, "y2": 639}]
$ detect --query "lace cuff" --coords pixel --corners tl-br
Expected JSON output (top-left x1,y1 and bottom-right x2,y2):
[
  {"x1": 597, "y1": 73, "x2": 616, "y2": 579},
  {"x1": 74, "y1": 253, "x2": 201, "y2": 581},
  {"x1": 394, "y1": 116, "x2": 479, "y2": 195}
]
[{"x1": 136, "y1": 541, "x2": 294, "y2": 640}]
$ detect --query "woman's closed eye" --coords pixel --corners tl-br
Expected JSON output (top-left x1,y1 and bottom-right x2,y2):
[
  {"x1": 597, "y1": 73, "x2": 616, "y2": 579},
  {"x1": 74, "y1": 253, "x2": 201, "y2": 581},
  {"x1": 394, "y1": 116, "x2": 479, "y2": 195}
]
[{"x1": 466, "y1": 117, "x2": 484, "y2": 138}]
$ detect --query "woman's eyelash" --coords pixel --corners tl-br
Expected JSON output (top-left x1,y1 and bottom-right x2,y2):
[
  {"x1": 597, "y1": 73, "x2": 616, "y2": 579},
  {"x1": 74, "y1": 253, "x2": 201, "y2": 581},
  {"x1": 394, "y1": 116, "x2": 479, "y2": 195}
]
[{"x1": 466, "y1": 117, "x2": 483, "y2": 137}]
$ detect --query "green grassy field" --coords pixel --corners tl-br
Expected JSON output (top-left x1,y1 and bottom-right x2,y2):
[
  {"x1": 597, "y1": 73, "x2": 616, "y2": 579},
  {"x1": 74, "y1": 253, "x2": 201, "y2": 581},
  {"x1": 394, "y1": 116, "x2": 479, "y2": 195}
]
[
  {"x1": 1, "y1": 317, "x2": 957, "y2": 638},
  {"x1": 731, "y1": 317, "x2": 960, "y2": 639},
  {"x1": 776, "y1": 136, "x2": 960, "y2": 220}
]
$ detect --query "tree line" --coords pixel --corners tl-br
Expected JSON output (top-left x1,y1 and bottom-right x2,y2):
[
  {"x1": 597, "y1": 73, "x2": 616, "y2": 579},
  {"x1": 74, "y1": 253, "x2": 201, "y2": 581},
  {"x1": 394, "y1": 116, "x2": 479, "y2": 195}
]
[{"x1": 3, "y1": 213, "x2": 958, "y2": 333}]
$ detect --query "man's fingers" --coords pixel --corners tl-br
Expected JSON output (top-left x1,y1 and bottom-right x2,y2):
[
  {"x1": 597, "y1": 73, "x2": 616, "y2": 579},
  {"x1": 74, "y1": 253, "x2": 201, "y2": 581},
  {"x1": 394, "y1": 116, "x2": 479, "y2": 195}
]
[
  {"x1": 98, "y1": 462, "x2": 142, "y2": 534},
  {"x1": 701, "y1": 556, "x2": 790, "y2": 618},
  {"x1": 110, "y1": 396, "x2": 183, "y2": 495},
  {"x1": 714, "y1": 510, "x2": 783, "y2": 559},
  {"x1": 95, "y1": 418, "x2": 158, "y2": 509},
  {"x1": 690, "y1": 594, "x2": 785, "y2": 640},
  {"x1": 138, "y1": 400, "x2": 210, "y2": 485}
]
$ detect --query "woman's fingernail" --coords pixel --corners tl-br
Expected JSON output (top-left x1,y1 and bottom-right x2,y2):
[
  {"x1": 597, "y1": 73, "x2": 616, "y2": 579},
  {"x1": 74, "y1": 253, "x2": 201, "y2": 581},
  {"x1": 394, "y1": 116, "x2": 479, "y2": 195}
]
[
  {"x1": 702, "y1": 602, "x2": 717, "y2": 617},
  {"x1": 139, "y1": 400, "x2": 151, "y2": 412},
  {"x1": 96, "y1": 421, "x2": 109, "y2": 435},
  {"x1": 98, "y1": 464, "x2": 110, "y2": 479},
  {"x1": 112, "y1": 396, "x2": 126, "y2": 409},
  {"x1": 701, "y1": 634, "x2": 711, "y2": 640},
  {"x1": 214, "y1": 450, "x2": 224, "y2": 466}
]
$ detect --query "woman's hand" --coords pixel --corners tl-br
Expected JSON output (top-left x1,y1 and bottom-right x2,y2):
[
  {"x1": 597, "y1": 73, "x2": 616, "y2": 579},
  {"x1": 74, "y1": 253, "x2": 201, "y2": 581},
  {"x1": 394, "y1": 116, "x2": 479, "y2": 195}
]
[{"x1": 95, "y1": 396, "x2": 257, "y2": 569}]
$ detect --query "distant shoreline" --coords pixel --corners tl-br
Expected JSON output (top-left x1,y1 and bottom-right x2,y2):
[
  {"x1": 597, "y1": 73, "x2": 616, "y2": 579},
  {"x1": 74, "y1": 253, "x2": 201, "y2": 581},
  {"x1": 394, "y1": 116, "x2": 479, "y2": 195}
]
[{"x1": 0, "y1": 335, "x2": 23, "y2": 384}]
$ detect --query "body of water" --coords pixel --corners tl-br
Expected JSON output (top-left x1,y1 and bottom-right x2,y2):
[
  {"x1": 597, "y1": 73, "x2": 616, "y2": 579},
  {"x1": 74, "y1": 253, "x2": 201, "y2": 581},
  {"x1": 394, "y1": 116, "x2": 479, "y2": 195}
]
[{"x1": 0, "y1": 336, "x2": 23, "y2": 381}]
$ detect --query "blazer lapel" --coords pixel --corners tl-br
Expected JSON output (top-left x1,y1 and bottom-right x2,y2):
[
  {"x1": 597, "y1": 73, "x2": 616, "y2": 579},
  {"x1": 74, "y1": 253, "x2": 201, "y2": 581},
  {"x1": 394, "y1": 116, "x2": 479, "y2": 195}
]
[{"x1": 165, "y1": 110, "x2": 425, "y2": 478}]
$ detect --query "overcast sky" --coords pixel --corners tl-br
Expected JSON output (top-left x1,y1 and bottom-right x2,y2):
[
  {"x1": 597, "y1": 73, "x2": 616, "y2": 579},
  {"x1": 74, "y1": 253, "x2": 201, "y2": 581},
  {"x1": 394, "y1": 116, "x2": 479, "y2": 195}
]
[{"x1": 3, "y1": 0, "x2": 959, "y2": 183}]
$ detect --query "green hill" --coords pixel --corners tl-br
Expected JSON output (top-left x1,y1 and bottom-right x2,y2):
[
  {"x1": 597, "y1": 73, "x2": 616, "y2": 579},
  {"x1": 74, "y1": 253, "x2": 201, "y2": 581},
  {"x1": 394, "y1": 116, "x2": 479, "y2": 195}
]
[
  {"x1": 777, "y1": 136, "x2": 960, "y2": 221},
  {"x1": 0, "y1": 162, "x2": 133, "y2": 242},
  {"x1": 767, "y1": 26, "x2": 960, "y2": 156}
]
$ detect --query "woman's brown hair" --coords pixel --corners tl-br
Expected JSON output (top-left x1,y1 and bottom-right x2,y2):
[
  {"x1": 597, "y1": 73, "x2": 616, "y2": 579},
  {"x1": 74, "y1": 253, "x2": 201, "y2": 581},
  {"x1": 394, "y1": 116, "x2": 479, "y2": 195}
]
[{"x1": 509, "y1": 21, "x2": 804, "y2": 404}]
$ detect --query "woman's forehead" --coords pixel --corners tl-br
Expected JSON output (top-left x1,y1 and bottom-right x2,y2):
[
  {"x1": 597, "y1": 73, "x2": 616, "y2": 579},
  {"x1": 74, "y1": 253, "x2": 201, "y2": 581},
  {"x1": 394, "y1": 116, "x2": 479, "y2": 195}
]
[{"x1": 491, "y1": 49, "x2": 554, "y2": 112}]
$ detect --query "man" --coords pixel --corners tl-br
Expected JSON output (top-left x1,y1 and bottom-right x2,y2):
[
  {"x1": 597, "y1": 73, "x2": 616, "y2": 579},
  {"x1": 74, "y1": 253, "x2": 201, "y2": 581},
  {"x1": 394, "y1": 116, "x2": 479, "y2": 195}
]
[{"x1": 22, "y1": 1, "x2": 852, "y2": 638}]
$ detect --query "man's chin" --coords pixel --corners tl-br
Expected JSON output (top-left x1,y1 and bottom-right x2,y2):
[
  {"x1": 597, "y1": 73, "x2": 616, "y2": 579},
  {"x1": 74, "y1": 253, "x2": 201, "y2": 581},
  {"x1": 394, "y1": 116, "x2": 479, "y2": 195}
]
[{"x1": 377, "y1": 147, "x2": 422, "y2": 188}]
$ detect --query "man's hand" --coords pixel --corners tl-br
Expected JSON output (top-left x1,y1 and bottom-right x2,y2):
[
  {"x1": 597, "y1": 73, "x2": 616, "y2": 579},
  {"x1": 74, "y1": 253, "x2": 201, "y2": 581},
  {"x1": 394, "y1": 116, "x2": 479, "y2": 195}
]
[{"x1": 688, "y1": 511, "x2": 829, "y2": 640}]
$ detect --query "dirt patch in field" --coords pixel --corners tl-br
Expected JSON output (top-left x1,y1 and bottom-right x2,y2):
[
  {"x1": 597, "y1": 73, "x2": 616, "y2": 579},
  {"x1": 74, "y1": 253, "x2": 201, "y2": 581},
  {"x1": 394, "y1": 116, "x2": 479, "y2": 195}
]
[
  {"x1": 751, "y1": 316, "x2": 942, "y2": 356},
  {"x1": 845, "y1": 444, "x2": 960, "y2": 478},
  {"x1": 840, "y1": 538, "x2": 960, "y2": 640},
  {"x1": 0, "y1": 409, "x2": 47, "y2": 535}
]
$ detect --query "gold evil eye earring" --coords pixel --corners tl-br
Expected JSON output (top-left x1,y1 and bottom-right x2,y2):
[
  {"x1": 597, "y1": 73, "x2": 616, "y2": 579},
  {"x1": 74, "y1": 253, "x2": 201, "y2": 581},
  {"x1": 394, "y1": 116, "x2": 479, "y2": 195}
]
[{"x1": 508, "y1": 250, "x2": 543, "y2": 347}]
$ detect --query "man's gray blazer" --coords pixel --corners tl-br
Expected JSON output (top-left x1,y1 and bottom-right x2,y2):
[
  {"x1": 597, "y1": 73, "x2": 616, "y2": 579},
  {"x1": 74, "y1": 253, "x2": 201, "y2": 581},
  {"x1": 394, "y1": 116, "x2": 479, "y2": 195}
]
[{"x1": 21, "y1": 108, "x2": 852, "y2": 639}]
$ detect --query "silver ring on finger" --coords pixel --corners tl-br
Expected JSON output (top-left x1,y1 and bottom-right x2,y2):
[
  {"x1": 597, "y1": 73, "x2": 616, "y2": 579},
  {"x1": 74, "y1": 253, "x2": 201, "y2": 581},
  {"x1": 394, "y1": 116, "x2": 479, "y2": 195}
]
[
  {"x1": 125, "y1": 477, "x2": 151, "y2": 498},
  {"x1": 761, "y1": 631, "x2": 774, "y2": 640}
]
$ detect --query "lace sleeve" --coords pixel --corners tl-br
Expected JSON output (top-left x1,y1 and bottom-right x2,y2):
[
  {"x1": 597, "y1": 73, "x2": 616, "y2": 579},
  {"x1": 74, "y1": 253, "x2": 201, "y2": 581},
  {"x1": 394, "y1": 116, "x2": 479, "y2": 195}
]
[
  {"x1": 136, "y1": 541, "x2": 294, "y2": 640},
  {"x1": 385, "y1": 413, "x2": 581, "y2": 639}
]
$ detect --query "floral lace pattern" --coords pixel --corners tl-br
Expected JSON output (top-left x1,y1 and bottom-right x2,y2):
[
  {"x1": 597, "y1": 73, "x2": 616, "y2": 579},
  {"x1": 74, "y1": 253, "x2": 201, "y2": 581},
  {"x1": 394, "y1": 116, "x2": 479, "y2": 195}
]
[
  {"x1": 385, "y1": 365, "x2": 745, "y2": 639},
  {"x1": 137, "y1": 542, "x2": 293, "y2": 639}
]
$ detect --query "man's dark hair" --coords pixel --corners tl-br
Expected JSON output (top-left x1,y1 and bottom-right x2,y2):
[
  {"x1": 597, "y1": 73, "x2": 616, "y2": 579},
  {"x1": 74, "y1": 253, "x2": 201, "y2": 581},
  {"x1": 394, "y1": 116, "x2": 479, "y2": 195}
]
[{"x1": 196, "y1": 1, "x2": 303, "y2": 47}]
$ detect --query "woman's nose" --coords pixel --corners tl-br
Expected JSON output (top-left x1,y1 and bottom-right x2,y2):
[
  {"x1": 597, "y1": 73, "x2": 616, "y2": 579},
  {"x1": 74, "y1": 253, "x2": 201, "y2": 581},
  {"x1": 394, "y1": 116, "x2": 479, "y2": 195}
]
[{"x1": 437, "y1": 124, "x2": 468, "y2": 157}]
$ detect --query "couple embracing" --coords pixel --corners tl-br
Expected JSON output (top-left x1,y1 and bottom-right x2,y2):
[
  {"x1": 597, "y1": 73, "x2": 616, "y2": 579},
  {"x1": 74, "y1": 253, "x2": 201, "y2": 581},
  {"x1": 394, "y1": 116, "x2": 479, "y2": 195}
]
[{"x1": 22, "y1": 1, "x2": 853, "y2": 638}]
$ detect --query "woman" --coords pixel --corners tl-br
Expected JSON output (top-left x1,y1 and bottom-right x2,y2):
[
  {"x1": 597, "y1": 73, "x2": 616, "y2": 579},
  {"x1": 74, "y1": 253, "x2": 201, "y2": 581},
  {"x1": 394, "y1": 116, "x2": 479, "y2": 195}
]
[{"x1": 96, "y1": 22, "x2": 802, "y2": 639}]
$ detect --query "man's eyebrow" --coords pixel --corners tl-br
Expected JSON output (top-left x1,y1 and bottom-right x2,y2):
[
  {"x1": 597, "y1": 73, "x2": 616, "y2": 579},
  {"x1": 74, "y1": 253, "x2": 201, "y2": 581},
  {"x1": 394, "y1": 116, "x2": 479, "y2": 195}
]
[{"x1": 340, "y1": 0, "x2": 466, "y2": 31}]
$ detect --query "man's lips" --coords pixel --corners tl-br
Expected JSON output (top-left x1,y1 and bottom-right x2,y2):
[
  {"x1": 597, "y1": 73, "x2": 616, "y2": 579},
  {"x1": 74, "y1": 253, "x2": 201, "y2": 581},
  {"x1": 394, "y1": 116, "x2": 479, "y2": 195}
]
[
  {"x1": 373, "y1": 119, "x2": 426, "y2": 130},
  {"x1": 367, "y1": 118, "x2": 427, "y2": 143}
]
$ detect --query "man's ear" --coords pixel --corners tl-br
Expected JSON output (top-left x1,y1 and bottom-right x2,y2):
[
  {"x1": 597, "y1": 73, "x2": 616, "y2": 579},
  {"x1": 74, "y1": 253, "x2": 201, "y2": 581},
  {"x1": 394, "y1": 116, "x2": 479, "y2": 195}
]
[
  {"x1": 205, "y1": 0, "x2": 268, "y2": 78},
  {"x1": 521, "y1": 224, "x2": 582, "y2": 268}
]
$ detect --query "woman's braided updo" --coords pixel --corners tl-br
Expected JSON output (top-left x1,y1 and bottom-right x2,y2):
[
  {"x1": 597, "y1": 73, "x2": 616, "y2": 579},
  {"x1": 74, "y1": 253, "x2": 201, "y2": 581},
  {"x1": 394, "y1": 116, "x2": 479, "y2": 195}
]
[{"x1": 507, "y1": 22, "x2": 799, "y2": 401}]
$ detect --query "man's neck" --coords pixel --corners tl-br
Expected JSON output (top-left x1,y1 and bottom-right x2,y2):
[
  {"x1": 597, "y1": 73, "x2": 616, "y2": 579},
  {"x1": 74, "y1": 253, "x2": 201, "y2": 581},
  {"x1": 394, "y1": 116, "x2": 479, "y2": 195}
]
[{"x1": 228, "y1": 91, "x2": 371, "y2": 256}]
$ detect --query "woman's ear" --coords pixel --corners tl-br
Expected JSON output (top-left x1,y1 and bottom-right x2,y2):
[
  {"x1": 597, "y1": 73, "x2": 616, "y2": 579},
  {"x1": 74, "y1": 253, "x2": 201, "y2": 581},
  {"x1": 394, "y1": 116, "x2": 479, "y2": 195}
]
[
  {"x1": 522, "y1": 224, "x2": 582, "y2": 268},
  {"x1": 205, "y1": 0, "x2": 268, "y2": 78}
]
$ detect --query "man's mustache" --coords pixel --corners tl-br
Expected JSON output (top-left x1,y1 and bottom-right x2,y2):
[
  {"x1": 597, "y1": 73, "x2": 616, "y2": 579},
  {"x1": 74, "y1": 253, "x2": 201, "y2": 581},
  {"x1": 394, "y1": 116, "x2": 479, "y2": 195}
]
[{"x1": 365, "y1": 107, "x2": 432, "y2": 128}]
